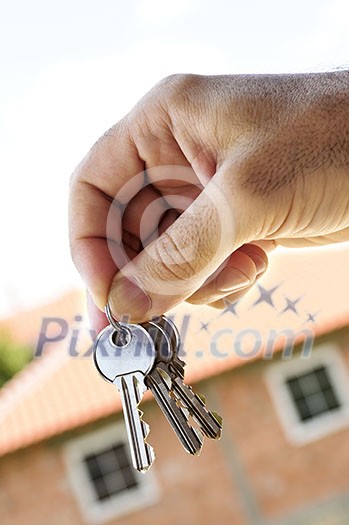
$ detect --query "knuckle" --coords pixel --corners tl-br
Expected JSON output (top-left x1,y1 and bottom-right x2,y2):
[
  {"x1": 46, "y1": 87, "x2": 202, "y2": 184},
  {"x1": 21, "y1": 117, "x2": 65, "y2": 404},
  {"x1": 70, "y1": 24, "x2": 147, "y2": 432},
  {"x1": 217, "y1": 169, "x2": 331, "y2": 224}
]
[
  {"x1": 157, "y1": 73, "x2": 198, "y2": 92},
  {"x1": 156, "y1": 74, "x2": 204, "y2": 113},
  {"x1": 148, "y1": 231, "x2": 199, "y2": 282}
]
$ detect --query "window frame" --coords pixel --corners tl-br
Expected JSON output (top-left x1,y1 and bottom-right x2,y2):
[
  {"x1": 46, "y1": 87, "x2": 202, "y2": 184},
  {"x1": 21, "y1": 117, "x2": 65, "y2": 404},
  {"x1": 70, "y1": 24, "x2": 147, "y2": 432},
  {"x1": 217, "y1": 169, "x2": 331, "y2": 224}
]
[
  {"x1": 265, "y1": 343, "x2": 349, "y2": 445},
  {"x1": 63, "y1": 422, "x2": 159, "y2": 523}
]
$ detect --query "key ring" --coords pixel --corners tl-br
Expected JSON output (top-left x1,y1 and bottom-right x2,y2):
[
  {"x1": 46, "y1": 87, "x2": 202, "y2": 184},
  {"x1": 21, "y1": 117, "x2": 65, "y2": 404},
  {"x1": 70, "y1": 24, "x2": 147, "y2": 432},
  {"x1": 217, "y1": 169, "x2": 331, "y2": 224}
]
[
  {"x1": 105, "y1": 302, "x2": 132, "y2": 344},
  {"x1": 105, "y1": 303, "x2": 123, "y2": 331}
]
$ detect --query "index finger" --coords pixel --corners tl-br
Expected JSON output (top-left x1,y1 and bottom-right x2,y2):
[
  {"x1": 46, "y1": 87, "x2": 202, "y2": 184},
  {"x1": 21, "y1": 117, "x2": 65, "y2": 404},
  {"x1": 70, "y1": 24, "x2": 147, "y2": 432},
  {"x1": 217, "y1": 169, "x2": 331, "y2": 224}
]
[{"x1": 69, "y1": 120, "x2": 144, "y2": 310}]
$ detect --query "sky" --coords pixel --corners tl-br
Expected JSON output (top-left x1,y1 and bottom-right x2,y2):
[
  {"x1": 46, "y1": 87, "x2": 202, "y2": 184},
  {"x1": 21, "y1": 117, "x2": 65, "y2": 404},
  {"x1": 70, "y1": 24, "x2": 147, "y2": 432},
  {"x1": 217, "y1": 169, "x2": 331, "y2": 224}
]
[{"x1": 0, "y1": 0, "x2": 348, "y2": 318}]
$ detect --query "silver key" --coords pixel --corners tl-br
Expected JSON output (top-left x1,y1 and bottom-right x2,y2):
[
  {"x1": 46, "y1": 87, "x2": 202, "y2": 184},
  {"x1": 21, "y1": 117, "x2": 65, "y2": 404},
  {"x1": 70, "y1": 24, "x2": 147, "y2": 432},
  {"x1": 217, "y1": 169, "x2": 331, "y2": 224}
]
[
  {"x1": 150, "y1": 315, "x2": 185, "y2": 376},
  {"x1": 93, "y1": 322, "x2": 156, "y2": 472},
  {"x1": 170, "y1": 373, "x2": 223, "y2": 440},
  {"x1": 143, "y1": 319, "x2": 203, "y2": 456},
  {"x1": 150, "y1": 317, "x2": 223, "y2": 441}
]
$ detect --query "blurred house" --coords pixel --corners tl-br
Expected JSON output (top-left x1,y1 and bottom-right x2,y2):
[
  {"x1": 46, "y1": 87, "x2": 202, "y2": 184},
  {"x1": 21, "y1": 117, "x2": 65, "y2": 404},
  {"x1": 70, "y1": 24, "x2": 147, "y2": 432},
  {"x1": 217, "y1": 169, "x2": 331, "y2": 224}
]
[{"x1": 0, "y1": 246, "x2": 349, "y2": 525}]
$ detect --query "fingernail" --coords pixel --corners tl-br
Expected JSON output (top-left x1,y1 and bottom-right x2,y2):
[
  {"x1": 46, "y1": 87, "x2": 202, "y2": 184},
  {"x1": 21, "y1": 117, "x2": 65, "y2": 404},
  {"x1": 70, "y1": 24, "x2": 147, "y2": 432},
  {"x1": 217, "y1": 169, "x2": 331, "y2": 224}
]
[
  {"x1": 216, "y1": 268, "x2": 251, "y2": 293},
  {"x1": 244, "y1": 252, "x2": 268, "y2": 275},
  {"x1": 110, "y1": 278, "x2": 152, "y2": 322}
]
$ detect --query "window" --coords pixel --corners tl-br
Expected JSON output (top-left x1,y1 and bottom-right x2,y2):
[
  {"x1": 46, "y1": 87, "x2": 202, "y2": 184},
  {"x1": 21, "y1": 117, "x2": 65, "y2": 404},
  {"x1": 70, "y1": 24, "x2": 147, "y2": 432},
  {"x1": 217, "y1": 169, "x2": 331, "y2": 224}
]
[
  {"x1": 285, "y1": 366, "x2": 340, "y2": 422},
  {"x1": 64, "y1": 423, "x2": 159, "y2": 523},
  {"x1": 265, "y1": 343, "x2": 349, "y2": 444},
  {"x1": 84, "y1": 443, "x2": 138, "y2": 501}
]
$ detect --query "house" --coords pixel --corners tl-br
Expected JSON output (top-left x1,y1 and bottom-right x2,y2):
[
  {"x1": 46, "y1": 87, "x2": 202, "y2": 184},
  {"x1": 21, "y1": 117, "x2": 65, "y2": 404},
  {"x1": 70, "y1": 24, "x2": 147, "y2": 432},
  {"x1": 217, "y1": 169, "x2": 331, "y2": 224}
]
[{"x1": 0, "y1": 245, "x2": 349, "y2": 525}]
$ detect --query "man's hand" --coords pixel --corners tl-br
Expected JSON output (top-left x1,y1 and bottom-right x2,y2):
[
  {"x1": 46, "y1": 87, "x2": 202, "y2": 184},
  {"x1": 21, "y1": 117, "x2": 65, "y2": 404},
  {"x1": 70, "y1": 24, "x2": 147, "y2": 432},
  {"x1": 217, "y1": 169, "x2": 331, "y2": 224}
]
[{"x1": 69, "y1": 72, "x2": 349, "y2": 329}]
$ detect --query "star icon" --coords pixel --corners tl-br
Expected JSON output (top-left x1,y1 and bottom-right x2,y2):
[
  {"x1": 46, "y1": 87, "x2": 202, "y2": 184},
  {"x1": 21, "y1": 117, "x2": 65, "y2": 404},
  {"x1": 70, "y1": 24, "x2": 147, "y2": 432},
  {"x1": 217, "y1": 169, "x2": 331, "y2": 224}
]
[
  {"x1": 304, "y1": 311, "x2": 320, "y2": 324},
  {"x1": 279, "y1": 296, "x2": 302, "y2": 315},
  {"x1": 199, "y1": 321, "x2": 210, "y2": 333},
  {"x1": 219, "y1": 300, "x2": 239, "y2": 317},
  {"x1": 252, "y1": 284, "x2": 280, "y2": 309}
]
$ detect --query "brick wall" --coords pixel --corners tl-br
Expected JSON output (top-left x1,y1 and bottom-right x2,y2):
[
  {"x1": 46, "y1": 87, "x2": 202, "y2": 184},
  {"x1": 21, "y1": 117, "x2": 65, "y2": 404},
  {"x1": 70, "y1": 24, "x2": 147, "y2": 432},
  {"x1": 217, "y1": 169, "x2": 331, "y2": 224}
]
[{"x1": 215, "y1": 332, "x2": 349, "y2": 521}]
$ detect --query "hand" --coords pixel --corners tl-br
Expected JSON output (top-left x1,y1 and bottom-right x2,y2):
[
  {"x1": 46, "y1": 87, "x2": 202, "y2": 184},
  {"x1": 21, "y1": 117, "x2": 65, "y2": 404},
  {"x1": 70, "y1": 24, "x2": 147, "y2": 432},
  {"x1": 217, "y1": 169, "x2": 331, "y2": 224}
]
[{"x1": 69, "y1": 73, "x2": 349, "y2": 329}]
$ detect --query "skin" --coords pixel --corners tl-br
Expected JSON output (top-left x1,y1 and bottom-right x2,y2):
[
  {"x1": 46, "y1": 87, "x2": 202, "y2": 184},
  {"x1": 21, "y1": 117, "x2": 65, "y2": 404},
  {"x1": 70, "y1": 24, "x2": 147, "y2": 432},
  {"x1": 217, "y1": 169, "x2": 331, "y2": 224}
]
[{"x1": 69, "y1": 72, "x2": 349, "y2": 331}]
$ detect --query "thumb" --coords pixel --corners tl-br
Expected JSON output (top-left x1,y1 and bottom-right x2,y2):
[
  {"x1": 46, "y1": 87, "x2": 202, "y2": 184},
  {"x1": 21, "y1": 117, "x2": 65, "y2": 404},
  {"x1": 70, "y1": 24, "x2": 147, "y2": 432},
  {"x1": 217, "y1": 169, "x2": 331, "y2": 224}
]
[{"x1": 108, "y1": 175, "x2": 250, "y2": 322}]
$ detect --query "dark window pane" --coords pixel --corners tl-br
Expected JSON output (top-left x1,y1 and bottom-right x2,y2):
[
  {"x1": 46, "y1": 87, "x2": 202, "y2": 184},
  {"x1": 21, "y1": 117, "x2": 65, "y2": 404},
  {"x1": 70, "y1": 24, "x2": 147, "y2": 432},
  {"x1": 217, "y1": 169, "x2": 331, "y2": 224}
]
[
  {"x1": 294, "y1": 397, "x2": 312, "y2": 421},
  {"x1": 103, "y1": 471, "x2": 126, "y2": 495},
  {"x1": 323, "y1": 388, "x2": 340, "y2": 411},
  {"x1": 306, "y1": 392, "x2": 329, "y2": 416},
  {"x1": 122, "y1": 465, "x2": 138, "y2": 489},
  {"x1": 286, "y1": 377, "x2": 303, "y2": 400},
  {"x1": 285, "y1": 365, "x2": 341, "y2": 423},
  {"x1": 93, "y1": 477, "x2": 110, "y2": 501},
  {"x1": 83, "y1": 442, "x2": 139, "y2": 502},
  {"x1": 297, "y1": 373, "x2": 319, "y2": 397},
  {"x1": 96, "y1": 449, "x2": 119, "y2": 475},
  {"x1": 113, "y1": 444, "x2": 130, "y2": 468},
  {"x1": 85, "y1": 455, "x2": 102, "y2": 480},
  {"x1": 315, "y1": 367, "x2": 332, "y2": 390}
]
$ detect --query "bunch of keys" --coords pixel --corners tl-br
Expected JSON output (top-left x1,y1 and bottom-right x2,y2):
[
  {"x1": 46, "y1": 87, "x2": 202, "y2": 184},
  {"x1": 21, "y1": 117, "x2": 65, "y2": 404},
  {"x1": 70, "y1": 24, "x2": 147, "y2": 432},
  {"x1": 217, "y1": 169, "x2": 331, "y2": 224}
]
[{"x1": 93, "y1": 304, "x2": 223, "y2": 472}]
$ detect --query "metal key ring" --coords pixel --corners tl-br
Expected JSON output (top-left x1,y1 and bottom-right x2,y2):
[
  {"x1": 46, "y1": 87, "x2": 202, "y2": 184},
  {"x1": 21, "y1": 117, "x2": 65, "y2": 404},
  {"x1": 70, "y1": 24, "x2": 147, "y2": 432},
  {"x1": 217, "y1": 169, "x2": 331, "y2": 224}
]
[
  {"x1": 105, "y1": 303, "x2": 123, "y2": 331},
  {"x1": 105, "y1": 303, "x2": 132, "y2": 341}
]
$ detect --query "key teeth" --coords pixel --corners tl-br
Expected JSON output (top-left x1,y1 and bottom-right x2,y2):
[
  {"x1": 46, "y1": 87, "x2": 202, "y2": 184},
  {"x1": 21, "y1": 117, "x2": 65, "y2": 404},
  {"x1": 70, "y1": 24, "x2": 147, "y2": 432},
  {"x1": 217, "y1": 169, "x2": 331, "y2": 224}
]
[
  {"x1": 196, "y1": 393, "x2": 206, "y2": 405},
  {"x1": 211, "y1": 411, "x2": 223, "y2": 428},
  {"x1": 137, "y1": 400, "x2": 155, "y2": 447},
  {"x1": 170, "y1": 375, "x2": 223, "y2": 440},
  {"x1": 195, "y1": 394, "x2": 223, "y2": 437},
  {"x1": 136, "y1": 409, "x2": 156, "y2": 472},
  {"x1": 139, "y1": 409, "x2": 150, "y2": 437},
  {"x1": 193, "y1": 389, "x2": 223, "y2": 439},
  {"x1": 126, "y1": 375, "x2": 155, "y2": 472}
]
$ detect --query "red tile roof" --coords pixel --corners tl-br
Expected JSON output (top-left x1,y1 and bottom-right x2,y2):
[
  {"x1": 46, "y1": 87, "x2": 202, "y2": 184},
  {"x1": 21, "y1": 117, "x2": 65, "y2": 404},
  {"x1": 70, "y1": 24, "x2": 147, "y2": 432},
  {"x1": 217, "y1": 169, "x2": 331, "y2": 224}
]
[{"x1": 0, "y1": 245, "x2": 349, "y2": 456}]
